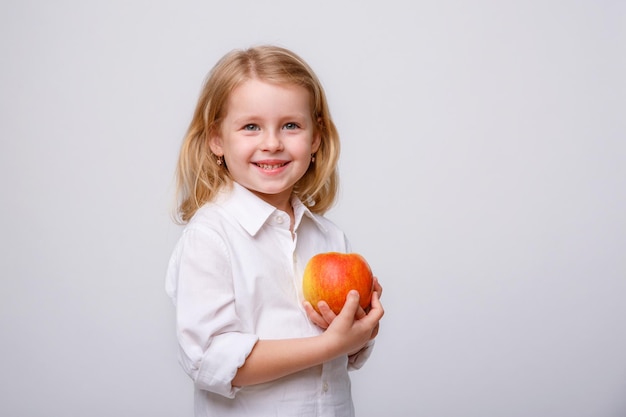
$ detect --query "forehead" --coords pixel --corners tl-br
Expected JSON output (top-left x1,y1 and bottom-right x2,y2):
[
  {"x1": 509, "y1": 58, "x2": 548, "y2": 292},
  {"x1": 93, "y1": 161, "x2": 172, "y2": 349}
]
[{"x1": 224, "y1": 79, "x2": 313, "y2": 117}]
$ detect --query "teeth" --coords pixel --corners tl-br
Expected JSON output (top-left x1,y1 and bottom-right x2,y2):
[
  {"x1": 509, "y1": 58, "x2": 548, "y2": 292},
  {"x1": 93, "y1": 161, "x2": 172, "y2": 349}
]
[{"x1": 256, "y1": 163, "x2": 285, "y2": 170}]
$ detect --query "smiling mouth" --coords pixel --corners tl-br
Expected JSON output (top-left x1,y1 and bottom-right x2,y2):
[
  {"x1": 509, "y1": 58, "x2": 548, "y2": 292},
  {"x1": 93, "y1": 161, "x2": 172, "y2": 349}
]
[{"x1": 254, "y1": 162, "x2": 288, "y2": 170}]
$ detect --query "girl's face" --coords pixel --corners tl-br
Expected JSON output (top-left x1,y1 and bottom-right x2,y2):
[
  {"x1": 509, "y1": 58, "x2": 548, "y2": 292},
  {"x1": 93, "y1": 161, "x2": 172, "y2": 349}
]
[{"x1": 210, "y1": 78, "x2": 321, "y2": 212}]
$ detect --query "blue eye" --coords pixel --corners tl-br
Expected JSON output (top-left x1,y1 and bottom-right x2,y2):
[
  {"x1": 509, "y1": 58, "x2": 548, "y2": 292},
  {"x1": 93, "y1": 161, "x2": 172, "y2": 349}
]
[
  {"x1": 243, "y1": 124, "x2": 260, "y2": 131},
  {"x1": 283, "y1": 122, "x2": 299, "y2": 130}
]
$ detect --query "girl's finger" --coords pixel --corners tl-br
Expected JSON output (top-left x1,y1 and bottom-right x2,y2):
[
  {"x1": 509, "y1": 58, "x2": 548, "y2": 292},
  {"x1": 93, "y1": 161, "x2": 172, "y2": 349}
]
[
  {"x1": 337, "y1": 290, "x2": 360, "y2": 319},
  {"x1": 303, "y1": 301, "x2": 329, "y2": 329},
  {"x1": 354, "y1": 305, "x2": 366, "y2": 320},
  {"x1": 317, "y1": 300, "x2": 337, "y2": 324},
  {"x1": 366, "y1": 291, "x2": 384, "y2": 322},
  {"x1": 373, "y1": 276, "x2": 383, "y2": 298}
]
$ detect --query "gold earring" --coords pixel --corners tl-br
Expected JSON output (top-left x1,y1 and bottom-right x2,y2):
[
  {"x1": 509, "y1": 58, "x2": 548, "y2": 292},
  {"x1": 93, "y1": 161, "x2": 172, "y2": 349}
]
[
  {"x1": 311, "y1": 154, "x2": 316, "y2": 163},
  {"x1": 216, "y1": 155, "x2": 224, "y2": 166}
]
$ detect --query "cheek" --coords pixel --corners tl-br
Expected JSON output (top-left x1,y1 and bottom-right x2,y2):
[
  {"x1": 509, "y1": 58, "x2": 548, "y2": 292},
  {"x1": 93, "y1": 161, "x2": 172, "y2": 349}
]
[
  {"x1": 222, "y1": 137, "x2": 252, "y2": 158},
  {"x1": 298, "y1": 134, "x2": 318, "y2": 155},
  {"x1": 295, "y1": 144, "x2": 314, "y2": 161}
]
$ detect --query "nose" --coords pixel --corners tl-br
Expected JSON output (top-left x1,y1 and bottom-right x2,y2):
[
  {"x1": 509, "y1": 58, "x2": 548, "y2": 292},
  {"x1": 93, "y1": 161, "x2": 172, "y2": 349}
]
[{"x1": 260, "y1": 129, "x2": 284, "y2": 152}]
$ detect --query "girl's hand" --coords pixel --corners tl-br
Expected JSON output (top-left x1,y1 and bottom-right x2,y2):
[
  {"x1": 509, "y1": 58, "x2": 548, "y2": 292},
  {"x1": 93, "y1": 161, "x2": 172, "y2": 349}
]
[
  {"x1": 304, "y1": 276, "x2": 383, "y2": 330},
  {"x1": 323, "y1": 289, "x2": 384, "y2": 357}
]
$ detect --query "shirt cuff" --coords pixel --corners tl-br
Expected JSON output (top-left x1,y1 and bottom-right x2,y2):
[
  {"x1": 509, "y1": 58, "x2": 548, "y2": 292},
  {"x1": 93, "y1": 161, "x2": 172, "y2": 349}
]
[
  {"x1": 347, "y1": 340, "x2": 375, "y2": 370},
  {"x1": 194, "y1": 332, "x2": 259, "y2": 398}
]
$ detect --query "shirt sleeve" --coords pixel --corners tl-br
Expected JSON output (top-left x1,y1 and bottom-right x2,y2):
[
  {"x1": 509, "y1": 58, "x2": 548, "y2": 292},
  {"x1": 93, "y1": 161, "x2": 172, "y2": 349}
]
[
  {"x1": 166, "y1": 226, "x2": 258, "y2": 398},
  {"x1": 347, "y1": 340, "x2": 375, "y2": 370}
]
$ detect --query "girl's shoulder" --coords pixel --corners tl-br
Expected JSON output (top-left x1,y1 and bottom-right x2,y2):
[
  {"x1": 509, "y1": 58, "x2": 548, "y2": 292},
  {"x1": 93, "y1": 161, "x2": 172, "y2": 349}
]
[
  {"x1": 185, "y1": 201, "x2": 230, "y2": 231},
  {"x1": 306, "y1": 210, "x2": 343, "y2": 232},
  {"x1": 301, "y1": 210, "x2": 349, "y2": 245},
  {"x1": 173, "y1": 202, "x2": 235, "y2": 256}
]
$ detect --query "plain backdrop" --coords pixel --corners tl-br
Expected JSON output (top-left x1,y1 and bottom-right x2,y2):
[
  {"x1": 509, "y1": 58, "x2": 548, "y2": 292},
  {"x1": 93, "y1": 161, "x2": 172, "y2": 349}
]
[{"x1": 1, "y1": 1, "x2": 625, "y2": 416}]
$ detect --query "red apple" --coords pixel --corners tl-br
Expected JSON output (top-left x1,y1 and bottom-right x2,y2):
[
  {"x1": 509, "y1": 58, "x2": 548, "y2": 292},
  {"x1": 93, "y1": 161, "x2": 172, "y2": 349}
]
[{"x1": 302, "y1": 252, "x2": 374, "y2": 315}]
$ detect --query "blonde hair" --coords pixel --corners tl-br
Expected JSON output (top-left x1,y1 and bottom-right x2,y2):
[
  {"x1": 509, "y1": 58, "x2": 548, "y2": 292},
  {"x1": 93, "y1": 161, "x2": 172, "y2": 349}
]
[{"x1": 174, "y1": 45, "x2": 340, "y2": 223}]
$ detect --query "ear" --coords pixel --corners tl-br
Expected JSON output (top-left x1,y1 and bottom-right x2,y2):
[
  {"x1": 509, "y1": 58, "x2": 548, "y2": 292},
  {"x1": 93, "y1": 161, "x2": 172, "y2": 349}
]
[
  {"x1": 311, "y1": 131, "x2": 322, "y2": 154},
  {"x1": 208, "y1": 131, "x2": 224, "y2": 156},
  {"x1": 312, "y1": 117, "x2": 322, "y2": 153}
]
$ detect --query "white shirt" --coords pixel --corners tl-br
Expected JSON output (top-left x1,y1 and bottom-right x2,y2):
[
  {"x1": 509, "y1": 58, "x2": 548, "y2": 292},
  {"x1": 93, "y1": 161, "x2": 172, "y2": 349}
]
[{"x1": 166, "y1": 182, "x2": 373, "y2": 416}]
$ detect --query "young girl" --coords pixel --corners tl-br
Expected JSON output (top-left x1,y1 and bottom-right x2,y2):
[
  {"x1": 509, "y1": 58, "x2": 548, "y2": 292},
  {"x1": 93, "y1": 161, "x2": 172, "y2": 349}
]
[{"x1": 166, "y1": 45, "x2": 383, "y2": 416}]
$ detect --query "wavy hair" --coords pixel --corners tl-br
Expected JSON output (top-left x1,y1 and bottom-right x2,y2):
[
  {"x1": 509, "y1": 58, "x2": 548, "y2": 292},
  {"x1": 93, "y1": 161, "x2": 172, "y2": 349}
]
[{"x1": 174, "y1": 45, "x2": 340, "y2": 223}]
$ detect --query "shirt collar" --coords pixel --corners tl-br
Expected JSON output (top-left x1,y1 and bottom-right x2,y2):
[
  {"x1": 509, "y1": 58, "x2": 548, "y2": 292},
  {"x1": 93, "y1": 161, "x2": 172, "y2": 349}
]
[
  {"x1": 291, "y1": 195, "x2": 328, "y2": 233},
  {"x1": 217, "y1": 182, "x2": 328, "y2": 237}
]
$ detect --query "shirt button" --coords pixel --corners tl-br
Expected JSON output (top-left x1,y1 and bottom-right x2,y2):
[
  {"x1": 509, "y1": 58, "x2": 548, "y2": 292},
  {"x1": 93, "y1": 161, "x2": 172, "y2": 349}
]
[
  {"x1": 322, "y1": 382, "x2": 329, "y2": 392},
  {"x1": 276, "y1": 216, "x2": 284, "y2": 224}
]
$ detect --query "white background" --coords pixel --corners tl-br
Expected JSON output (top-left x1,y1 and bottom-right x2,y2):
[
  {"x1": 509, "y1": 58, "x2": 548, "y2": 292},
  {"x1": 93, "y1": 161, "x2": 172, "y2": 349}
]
[{"x1": 1, "y1": 1, "x2": 625, "y2": 416}]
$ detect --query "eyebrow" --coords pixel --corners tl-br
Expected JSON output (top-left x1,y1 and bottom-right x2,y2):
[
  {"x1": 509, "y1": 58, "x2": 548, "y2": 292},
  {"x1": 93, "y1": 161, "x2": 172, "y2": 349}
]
[{"x1": 230, "y1": 113, "x2": 310, "y2": 124}]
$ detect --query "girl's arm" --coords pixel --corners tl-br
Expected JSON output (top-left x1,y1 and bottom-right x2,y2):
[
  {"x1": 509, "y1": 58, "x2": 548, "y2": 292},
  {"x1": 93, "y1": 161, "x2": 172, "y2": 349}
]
[{"x1": 231, "y1": 290, "x2": 383, "y2": 387}]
